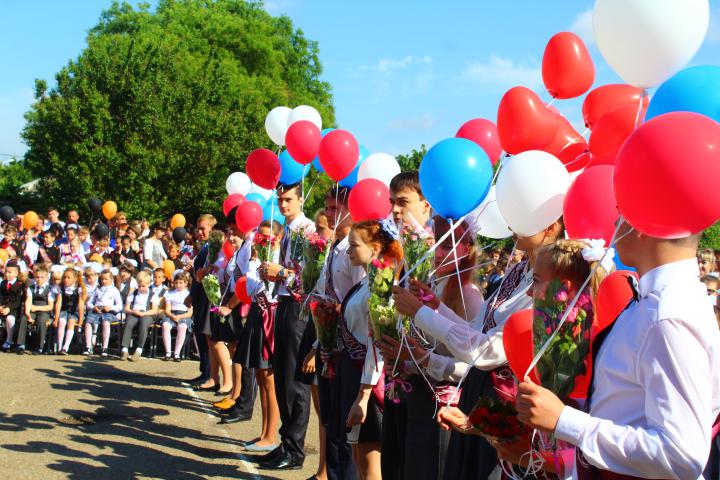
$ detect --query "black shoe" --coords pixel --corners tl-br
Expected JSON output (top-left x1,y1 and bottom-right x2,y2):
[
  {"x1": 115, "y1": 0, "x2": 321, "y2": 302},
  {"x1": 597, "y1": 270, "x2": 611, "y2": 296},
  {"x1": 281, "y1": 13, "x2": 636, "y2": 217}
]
[
  {"x1": 215, "y1": 389, "x2": 232, "y2": 397},
  {"x1": 193, "y1": 384, "x2": 220, "y2": 392},
  {"x1": 217, "y1": 405, "x2": 237, "y2": 415},
  {"x1": 181, "y1": 375, "x2": 208, "y2": 386},
  {"x1": 247, "y1": 446, "x2": 283, "y2": 464},
  {"x1": 219, "y1": 412, "x2": 251, "y2": 424},
  {"x1": 16, "y1": 347, "x2": 25, "y2": 355},
  {"x1": 260, "y1": 453, "x2": 303, "y2": 471}
]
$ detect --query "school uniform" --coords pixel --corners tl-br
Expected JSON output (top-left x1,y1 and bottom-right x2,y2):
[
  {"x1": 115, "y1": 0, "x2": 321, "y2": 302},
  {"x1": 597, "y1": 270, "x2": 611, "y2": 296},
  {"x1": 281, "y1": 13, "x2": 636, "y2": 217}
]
[
  {"x1": 237, "y1": 255, "x2": 278, "y2": 370},
  {"x1": 150, "y1": 283, "x2": 168, "y2": 321},
  {"x1": 555, "y1": 259, "x2": 720, "y2": 479},
  {"x1": 190, "y1": 242, "x2": 211, "y2": 381},
  {"x1": 270, "y1": 214, "x2": 315, "y2": 466},
  {"x1": 330, "y1": 278, "x2": 383, "y2": 443},
  {"x1": 118, "y1": 278, "x2": 138, "y2": 308},
  {"x1": 200, "y1": 251, "x2": 239, "y2": 343},
  {"x1": 36, "y1": 244, "x2": 61, "y2": 265},
  {"x1": 16, "y1": 280, "x2": 52, "y2": 351},
  {"x1": 161, "y1": 289, "x2": 193, "y2": 330},
  {"x1": 86, "y1": 286, "x2": 122, "y2": 325},
  {"x1": 112, "y1": 248, "x2": 139, "y2": 267},
  {"x1": 121, "y1": 289, "x2": 159, "y2": 351},
  {"x1": 1, "y1": 278, "x2": 25, "y2": 347}
]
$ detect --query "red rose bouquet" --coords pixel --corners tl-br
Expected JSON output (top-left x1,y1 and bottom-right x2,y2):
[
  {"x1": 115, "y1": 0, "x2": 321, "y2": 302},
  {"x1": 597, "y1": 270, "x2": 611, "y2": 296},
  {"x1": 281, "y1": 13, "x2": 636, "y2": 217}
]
[
  {"x1": 310, "y1": 300, "x2": 340, "y2": 378},
  {"x1": 468, "y1": 396, "x2": 530, "y2": 444}
]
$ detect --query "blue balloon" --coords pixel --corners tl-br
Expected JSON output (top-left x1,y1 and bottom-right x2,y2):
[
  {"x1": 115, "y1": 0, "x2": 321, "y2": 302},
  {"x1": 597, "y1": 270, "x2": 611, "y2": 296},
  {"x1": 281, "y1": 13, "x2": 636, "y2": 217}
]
[
  {"x1": 613, "y1": 252, "x2": 636, "y2": 272},
  {"x1": 419, "y1": 138, "x2": 493, "y2": 219},
  {"x1": 312, "y1": 128, "x2": 335, "y2": 173},
  {"x1": 279, "y1": 149, "x2": 309, "y2": 185},
  {"x1": 245, "y1": 193, "x2": 266, "y2": 205},
  {"x1": 339, "y1": 145, "x2": 369, "y2": 188},
  {"x1": 647, "y1": 66, "x2": 720, "y2": 122},
  {"x1": 262, "y1": 198, "x2": 284, "y2": 225}
]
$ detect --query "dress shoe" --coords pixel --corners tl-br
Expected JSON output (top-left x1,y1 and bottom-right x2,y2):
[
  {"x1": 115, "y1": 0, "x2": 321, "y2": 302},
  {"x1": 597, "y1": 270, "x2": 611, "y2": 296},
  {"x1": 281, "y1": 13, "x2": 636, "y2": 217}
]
[
  {"x1": 213, "y1": 398, "x2": 235, "y2": 410},
  {"x1": 181, "y1": 375, "x2": 208, "y2": 386},
  {"x1": 219, "y1": 412, "x2": 251, "y2": 424},
  {"x1": 215, "y1": 389, "x2": 233, "y2": 397},
  {"x1": 260, "y1": 453, "x2": 303, "y2": 471},
  {"x1": 245, "y1": 442, "x2": 278, "y2": 453},
  {"x1": 246, "y1": 446, "x2": 282, "y2": 464},
  {"x1": 238, "y1": 438, "x2": 260, "y2": 447},
  {"x1": 193, "y1": 383, "x2": 220, "y2": 392}
]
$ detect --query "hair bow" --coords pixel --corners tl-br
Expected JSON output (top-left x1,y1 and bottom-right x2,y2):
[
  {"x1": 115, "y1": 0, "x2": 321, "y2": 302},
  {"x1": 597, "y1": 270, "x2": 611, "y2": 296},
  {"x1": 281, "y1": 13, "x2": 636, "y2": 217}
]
[{"x1": 580, "y1": 239, "x2": 615, "y2": 272}]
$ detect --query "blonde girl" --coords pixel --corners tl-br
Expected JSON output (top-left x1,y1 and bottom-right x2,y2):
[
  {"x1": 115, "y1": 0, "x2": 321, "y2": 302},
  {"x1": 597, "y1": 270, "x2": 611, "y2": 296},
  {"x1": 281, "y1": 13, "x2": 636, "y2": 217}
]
[
  {"x1": 84, "y1": 269, "x2": 122, "y2": 357},
  {"x1": 53, "y1": 268, "x2": 88, "y2": 354},
  {"x1": 161, "y1": 271, "x2": 193, "y2": 361}
]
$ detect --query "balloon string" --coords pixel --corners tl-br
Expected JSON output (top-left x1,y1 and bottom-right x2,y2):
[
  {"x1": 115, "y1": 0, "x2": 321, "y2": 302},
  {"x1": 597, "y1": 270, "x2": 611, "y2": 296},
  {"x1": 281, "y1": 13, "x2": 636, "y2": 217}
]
[
  {"x1": 303, "y1": 175, "x2": 319, "y2": 204},
  {"x1": 399, "y1": 214, "x2": 467, "y2": 284},
  {"x1": 634, "y1": 90, "x2": 648, "y2": 128},
  {"x1": 433, "y1": 260, "x2": 495, "y2": 284},
  {"x1": 449, "y1": 218, "x2": 468, "y2": 325},
  {"x1": 267, "y1": 189, "x2": 276, "y2": 263}
]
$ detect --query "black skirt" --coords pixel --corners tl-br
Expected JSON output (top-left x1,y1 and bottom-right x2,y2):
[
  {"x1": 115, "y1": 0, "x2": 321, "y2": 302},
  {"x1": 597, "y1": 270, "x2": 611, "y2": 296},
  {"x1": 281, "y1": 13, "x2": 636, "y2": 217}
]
[
  {"x1": 331, "y1": 350, "x2": 382, "y2": 444},
  {"x1": 202, "y1": 309, "x2": 238, "y2": 342},
  {"x1": 235, "y1": 302, "x2": 272, "y2": 370},
  {"x1": 295, "y1": 314, "x2": 318, "y2": 385},
  {"x1": 442, "y1": 368, "x2": 499, "y2": 479}
]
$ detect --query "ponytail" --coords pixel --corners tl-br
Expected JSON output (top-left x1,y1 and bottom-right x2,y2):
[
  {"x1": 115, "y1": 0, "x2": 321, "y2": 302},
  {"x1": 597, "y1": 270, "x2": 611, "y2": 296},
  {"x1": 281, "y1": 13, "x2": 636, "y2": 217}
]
[{"x1": 536, "y1": 239, "x2": 610, "y2": 301}]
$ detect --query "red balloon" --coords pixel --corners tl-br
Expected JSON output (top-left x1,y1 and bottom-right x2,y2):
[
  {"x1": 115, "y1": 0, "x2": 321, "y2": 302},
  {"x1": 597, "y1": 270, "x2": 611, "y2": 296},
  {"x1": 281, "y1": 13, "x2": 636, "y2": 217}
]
[
  {"x1": 542, "y1": 32, "x2": 595, "y2": 99},
  {"x1": 246, "y1": 148, "x2": 281, "y2": 190},
  {"x1": 348, "y1": 179, "x2": 391, "y2": 222},
  {"x1": 589, "y1": 104, "x2": 645, "y2": 159},
  {"x1": 585, "y1": 154, "x2": 615, "y2": 169},
  {"x1": 235, "y1": 200, "x2": 263, "y2": 234},
  {"x1": 615, "y1": 112, "x2": 720, "y2": 239},
  {"x1": 497, "y1": 87, "x2": 560, "y2": 154},
  {"x1": 318, "y1": 130, "x2": 360, "y2": 181},
  {"x1": 595, "y1": 270, "x2": 639, "y2": 339},
  {"x1": 235, "y1": 276, "x2": 251, "y2": 304},
  {"x1": 455, "y1": 118, "x2": 502, "y2": 165},
  {"x1": 502, "y1": 309, "x2": 540, "y2": 384},
  {"x1": 540, "y1": 116, "x2": 589, "y2": 172},
  {"x1": 285, "y1": 120, "x2": 322, "y2": 166},
  {"x1": 563, "y1": 165, "x2": 619, "y2": 246},
  {"x1": 223, "y1": 193, "x2": 246, "y2": 216},
  {"x1": 222, "y1": 239, "x2": 234, "y2": 261},
  {"x1": 582, "y1": 84, "x2": 648, "y2": 128}
]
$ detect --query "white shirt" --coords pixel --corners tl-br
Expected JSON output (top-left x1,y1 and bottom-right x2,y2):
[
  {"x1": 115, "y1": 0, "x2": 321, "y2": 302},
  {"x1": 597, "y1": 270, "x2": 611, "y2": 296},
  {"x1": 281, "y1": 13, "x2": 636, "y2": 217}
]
[
  {"x1": 555, "y1": 259, "x2": 720, "y2": 479},
  {"x1": 143, "y1": 238, "x2": 167, "y2": 266},
  {"x1": 423, "y1": 280, "x2": 485, "y2": 382},
  {"x1": 247, "y1": 253, "x2": 280, "y2": 300},
  {"x1": 119, "y1": 278, "x2": 138, "y2": 294},
  {"x1": 278, "y1": 214, "x2": 315, "y2": 297},
  {"x1": 344, "y1": 278, "x2": 383, "y2": 385},
  {"x1": 414, "y1": 263, "x2": 533, "y2": 370},
  {"x1": 150, "y1": 284, "x2": 167, "y2": 299},
  {"x1": 126, "y1": 290, "x2": 159, "y2": 312},
  {"x1": 85, "y1": 283, "x2": 98, "y2": 309},
  {"x1": 90, "y1": 285, "x2": 122, "y2": 313},
  {"x1": 164, "y1": 289, "x2": 190, "y2": 312},
  {"x1": 316, "y1": 236, "x2": 366, "y2": 303}
]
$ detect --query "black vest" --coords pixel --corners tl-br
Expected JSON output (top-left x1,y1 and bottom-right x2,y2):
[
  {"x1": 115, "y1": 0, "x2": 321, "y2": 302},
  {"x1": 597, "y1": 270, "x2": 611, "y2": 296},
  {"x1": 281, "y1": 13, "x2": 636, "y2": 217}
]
[
  {"x1": 130, "y1": 290, "x2": 154, "y2": 312},
  {"x1": 61, "y1": 287, "x2": 80, "y2": 314},
  {"x1": 31, "y1": 282, "x2": 51, "y2": 306}
]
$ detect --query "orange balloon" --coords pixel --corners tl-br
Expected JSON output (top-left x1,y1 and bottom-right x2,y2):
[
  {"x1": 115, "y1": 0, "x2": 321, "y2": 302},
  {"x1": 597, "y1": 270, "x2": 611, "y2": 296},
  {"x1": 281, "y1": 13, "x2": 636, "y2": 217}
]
[
  {"x1": 497, "y1": 87, "x2": 560, "y2": 154},
  {"x1": 170, "y1": 214, "x2": 186, "y2": 230},
  {"x1": 0, "y1": 249, "x2": 8, "y2": 264},
  {"x1": 162, "y1": 259, "x2": 176, "y2": 279},
  {"x1": 22, "y1": 211, "x2": 39, "y2": 230},
  {"x1": 542, "y1": 32, "x2": 595, "y2": 99},
  {"x1": 102, "y1": 201, "x2": 117, "y2": 220},
  {"x1": 89, "y1": 254, "x2": 104, "y2": 264}
]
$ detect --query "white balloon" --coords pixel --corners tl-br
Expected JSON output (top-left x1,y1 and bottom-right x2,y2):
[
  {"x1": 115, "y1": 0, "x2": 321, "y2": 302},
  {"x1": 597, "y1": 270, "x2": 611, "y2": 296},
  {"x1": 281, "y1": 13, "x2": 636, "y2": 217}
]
[
  {"x1": 496, "y1": 151, "x2": 570, "y2": 237},
  {"x1": 287, "y1": 105, "x2": 322, "y2": 130},
  {"x1": 248, "y1": 183, "x2": 273, "y2": 201},
  {"x1": 265, "y1": 106, "x2": 292, "y2": 146},
  {"x1": 225, "y1": 172, "x2": 251, "y2": 195},
  {"x1": 593, "y1": 0, "x2": 709, "y2": 88},
  {"x1": 357, "y1": 153, "x2": 401, "y2": 187},
  {"x1": 466, "y1": 187, "x2": 512, "y2": 240}
]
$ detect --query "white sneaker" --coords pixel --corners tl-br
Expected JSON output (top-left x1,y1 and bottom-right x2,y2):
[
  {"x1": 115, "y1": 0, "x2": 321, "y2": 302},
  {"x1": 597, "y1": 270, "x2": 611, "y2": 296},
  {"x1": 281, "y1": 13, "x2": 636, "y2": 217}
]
[
  {"x1": 101, "y1": 349, "x2": 108, "y2": 357},
  {"x1": 82, "y1": 349, "x2": 92, "y2": 355}
]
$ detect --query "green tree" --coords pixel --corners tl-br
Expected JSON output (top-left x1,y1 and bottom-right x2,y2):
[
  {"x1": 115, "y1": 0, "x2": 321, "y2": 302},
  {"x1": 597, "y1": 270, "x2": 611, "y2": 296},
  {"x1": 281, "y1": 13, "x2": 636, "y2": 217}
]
[
  {"x1": 701, "y1": 223, "x2": 720, "y2": 251},
  {"x1": 22, "y1": 0, "x2": 334, "y2": 222},
  {"x1": 396, "y1": 145, "x2": 427, "y2": 172}
]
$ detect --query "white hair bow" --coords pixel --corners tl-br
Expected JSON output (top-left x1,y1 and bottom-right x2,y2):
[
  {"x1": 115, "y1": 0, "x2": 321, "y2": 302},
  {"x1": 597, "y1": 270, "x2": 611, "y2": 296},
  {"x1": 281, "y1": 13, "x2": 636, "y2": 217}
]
[{"x1": 580, "y1": 239, "x2": 615, "y2": 272}]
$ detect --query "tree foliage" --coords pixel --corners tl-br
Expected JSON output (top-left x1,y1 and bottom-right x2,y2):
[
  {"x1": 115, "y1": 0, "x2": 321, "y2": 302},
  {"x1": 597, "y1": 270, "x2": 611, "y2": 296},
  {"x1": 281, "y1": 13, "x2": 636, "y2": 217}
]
[{"x1": 22, "y1": 0, "x2": 334, "y2": 221}]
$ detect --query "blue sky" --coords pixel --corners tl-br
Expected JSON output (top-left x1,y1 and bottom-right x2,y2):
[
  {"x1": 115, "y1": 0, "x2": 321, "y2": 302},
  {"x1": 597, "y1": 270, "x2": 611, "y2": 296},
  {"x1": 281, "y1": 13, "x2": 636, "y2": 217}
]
[{"x1": 1, "y1": 0, "x2": 720, "y2": 160}]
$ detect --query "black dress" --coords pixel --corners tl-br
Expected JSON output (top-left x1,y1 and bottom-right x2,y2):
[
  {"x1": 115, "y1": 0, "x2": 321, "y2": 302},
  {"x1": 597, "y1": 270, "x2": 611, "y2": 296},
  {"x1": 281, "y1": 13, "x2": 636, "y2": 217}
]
[{"x1": 236, "y1": 301, "x2": 273, "y2": 370}]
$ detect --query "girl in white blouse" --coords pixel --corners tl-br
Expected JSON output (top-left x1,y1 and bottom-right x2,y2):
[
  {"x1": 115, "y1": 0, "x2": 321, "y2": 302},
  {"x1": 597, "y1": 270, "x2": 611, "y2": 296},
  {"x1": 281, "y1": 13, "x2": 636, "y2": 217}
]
[
  {"x1": 161, "y1": 271, "x2": 193, "y2": 361},
  {"x1": 336, "y1": 220, "x2": 403, "y2": 480}
]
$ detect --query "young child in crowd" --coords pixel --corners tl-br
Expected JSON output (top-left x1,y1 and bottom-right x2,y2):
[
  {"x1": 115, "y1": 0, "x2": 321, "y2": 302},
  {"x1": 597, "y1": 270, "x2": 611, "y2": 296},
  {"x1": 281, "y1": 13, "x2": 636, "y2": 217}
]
[
  {"x1": 121, "y1": 270, "x2": 159, "y2": 362},
  {"x1": 698, "y1": 248, "x2": 718, "y2": 278},
  {"x1": 117, "y1": 262, "x2": 138, "y2": 306},
  {"x1": 161, "y1": 271, "x2": 193, "y2": 361},
  {"x1": 167, "y1": 242, "x2": 184, "y2": 271},
  {"x1": 17, "y1": 263, "x2": 54, "y2": 354},
  {"x1": 53, "y1": 268, "x2": 87, "y2": 355},
  {"x1": 78, "y1": 226, "x2": 92, "y2": 254},
  {"x1": 151, "y1": 268, "x2": 168, "y2": 299},
  {"x1": 113, "y1": 235, "x2": 139, "y2": 267},
  {"x1": 83, "y1": 269, "x2": 122, "y2": 356},
  {"x1": 37, "y1": 228, "x2": 61, "y2": 265},
  {"x1": 1, "y1": 261, "x2": 25, "y2": 351}
]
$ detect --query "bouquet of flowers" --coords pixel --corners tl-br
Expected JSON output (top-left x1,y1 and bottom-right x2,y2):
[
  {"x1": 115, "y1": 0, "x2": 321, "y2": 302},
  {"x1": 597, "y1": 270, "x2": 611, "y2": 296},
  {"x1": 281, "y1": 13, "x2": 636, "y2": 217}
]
[
  {"x1": 468, "y1": 396, "x2": 530, "y2": 444},
  {"x1": 400, "y1": 224, "x2": 434, "y2": 336},
  {"x1": 254, "y1": 232, "x2": 277, "y2": 290},
  {"x1": 368, "y1": 257, "x2": 401, "y2": 341},
  {"x1": 532, "y1": 279, "x2": 593, "y2": 400},
  {"x1": 302, "y1": 232, "x2": 329, "y2": 296},
  {"x1": 203, "y1": 230, "x2": 225, "y2": 316},
  {"x1": 310, "y1": 300, "x2": 340, "y2": 378},
  {"x1": 202, "y1": 274, "x2": 221, "y2": 307}
]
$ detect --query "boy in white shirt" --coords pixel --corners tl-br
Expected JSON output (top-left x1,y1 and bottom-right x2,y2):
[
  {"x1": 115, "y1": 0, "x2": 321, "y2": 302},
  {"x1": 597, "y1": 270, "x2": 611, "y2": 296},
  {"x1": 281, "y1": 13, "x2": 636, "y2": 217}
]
[{"x1": 120, "y1": 270, "x2": 159, "y2": 362}]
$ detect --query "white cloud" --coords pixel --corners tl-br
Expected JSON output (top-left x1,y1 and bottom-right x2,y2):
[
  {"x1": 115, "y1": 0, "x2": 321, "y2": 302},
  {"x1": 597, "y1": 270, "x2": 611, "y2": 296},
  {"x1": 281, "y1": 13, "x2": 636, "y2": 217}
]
[
  {"x1": 262, "y1": 0, "x2": 296, "y2": 16},
  {"x1": 387, "y1": 113, "x2": 436, "y2": 132},
  {"x1": 0, "y1": 87, "x2": 33, "y2": 159},
  {"x1": 452, "y1": 55, "x2": 542, "y2": 93},
  {"x1": 570, "y1": 8, "x2": 594, "y2": 45},
  {"x1": 360, "y1": 55, "x2": 432, "y2": 73}
]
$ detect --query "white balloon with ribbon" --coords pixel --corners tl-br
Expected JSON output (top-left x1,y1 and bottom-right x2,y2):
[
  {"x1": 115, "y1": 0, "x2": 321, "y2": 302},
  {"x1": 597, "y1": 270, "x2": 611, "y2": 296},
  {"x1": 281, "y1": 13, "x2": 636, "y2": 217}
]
[
  {"x1": 496, "y1": 150, "x2": 570, "y2": 237},
  {"x1": 225, "y1": 171, "x2": 251, "y2": 196},
  {"x1": 265, "y1": 106, "x2": 292, "y2": 146},
  {"x1": 357, "y1": 153, "x2": 401, "y2": 187},
  {"x1": 593, "y1": 0, "x2": 709, "y2": 88},
  {"x1": 466, "y1": 186, "x2": 512, "y2": 239},
  {"x1": 287, "y1": 105, "x2": 322, "y2": 131}
]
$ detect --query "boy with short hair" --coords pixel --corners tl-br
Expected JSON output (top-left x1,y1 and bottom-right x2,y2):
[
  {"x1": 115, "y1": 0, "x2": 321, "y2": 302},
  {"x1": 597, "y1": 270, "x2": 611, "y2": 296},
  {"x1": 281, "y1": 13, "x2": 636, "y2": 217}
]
[
  {"x1": 0, "y1": 261, "x2": 24, "y2": 351},
  {"x1": 37, "y1": 229, "x2": 61, "y2": 265},
  {"x1": 389, "y1": 171, "x2": 431, "y2": 228},
  {"x1": 16, "y1": 263, "x2": 54, "y2": 354},
  {"x1": 121, "y1": 270, "x2": 159, "y2": 362}
]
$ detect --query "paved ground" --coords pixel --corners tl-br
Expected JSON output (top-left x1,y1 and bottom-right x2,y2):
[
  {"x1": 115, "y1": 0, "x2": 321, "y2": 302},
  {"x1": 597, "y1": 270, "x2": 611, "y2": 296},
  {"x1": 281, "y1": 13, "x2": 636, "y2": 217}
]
[{"x1": 0, "y1": 353, "x2": 320, "y2": 479}]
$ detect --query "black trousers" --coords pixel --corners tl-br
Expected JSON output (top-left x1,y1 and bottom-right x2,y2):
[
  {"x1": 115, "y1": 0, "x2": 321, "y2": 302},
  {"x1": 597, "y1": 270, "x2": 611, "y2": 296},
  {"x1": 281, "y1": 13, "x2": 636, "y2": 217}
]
[
  {"x1": 192, "y1": 299, "x2": 211, "y2": 381},
  {"x1": 122, "y1": 314, "x2": 153, "y2": 349},
  {"x1": 235, "y1": 362, "x2": 258, "y2": 416},
  {"x1": 274, "y1": 297, "x2": 311, "y2": 463},
  {"x1": 16, "y1": 312, "x2": 50, "y2": 350},
  {"x1": 381, "y1": 396, "x2": 408, "y2": 479},
  {"x1": 318, "y1": 350, "x2": 357, "y2": 480}
]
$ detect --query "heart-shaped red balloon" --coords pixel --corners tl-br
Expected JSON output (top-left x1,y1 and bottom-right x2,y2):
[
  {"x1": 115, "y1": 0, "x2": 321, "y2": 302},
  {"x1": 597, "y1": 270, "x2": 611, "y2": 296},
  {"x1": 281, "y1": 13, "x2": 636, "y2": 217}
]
[{"x1": 497, "y1": 87, "x2": 560, "y2": 154}]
